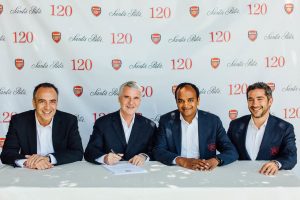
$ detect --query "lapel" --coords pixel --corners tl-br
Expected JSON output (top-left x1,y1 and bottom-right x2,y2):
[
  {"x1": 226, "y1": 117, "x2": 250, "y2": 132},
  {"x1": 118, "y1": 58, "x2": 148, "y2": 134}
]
[
  {"x1": 256, "y1": 115, "x2": 274, "y2": 159},
  {"x1": 126, "y1": 115, "x2": 142, "y2": 151},
  {"x1": 27, "y1": 110, "x2": 37, "y2": 154},
  {"x1": 112, "y1": 112, "x2": 127, "y2": 148},
  {"x1": 51, "y1": 111, "x2": 61, "y2": 152},
  {"x1": 240, "y1": 116, "x2": 251, "y2": 160},
  {"x1": 197, "y1": 110, "x2": 206, "y2": 157},
  {"x1": 172, "y1": 111, "x2": 182, "y2": 154}
]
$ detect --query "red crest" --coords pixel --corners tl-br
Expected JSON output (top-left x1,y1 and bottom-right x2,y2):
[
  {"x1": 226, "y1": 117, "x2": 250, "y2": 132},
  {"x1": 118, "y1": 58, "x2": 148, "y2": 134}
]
[
  {"x1": 208, "y1": 143, "x2": 216, "y2": 152},
  {"x1": 0, "y1": 4, "x2": 3, "y2": 15},
  {"x1": 151, "y1": 33, "x2": 161, "y2": 44},
  {"x1": 229, "y1": 109, "x2": 238, "y2": 120},
  {"x1": 73, "y1": 86, "x2": 83, "y2": 97},
  {"x1": 267, "y1": 82, "x2": 275, "y2": 91},
  {"x1": 284, "y1": 3, "x2": 294, "y2": 14},
  {"x1": 248, "y1": 30, "x2": 257, "y2": 41},
  {"x1": 0, "y1": 137, "x2": 5, "y2": 142},
  {"x1": 91, "y1": 6, "x2": 101, "y2": 17},
  {"x1": 190, "y1": 6, "x2": 199, "y2": 17},
  {"x1": 15, "y1": 58, "x2": 24, "y2": 70},
  {"x1": 211, "y1": 58, "x2": 220, "y2": 69},
  {"x1": 172, "y1": 85, "x2": 177, "y2": 95},
  {"x1": 270, "y1": 147, "x2": 279, "y2": 156},
  {"x1": 112, "y1": 59, "x2": 122, "y2": 70},
  {"x1": 52, "y1": 32, "x2": 61, "y2": 43}
]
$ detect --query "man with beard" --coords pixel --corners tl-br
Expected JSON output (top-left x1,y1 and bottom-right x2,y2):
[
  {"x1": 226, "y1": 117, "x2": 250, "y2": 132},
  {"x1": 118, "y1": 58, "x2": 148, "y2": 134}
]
[{"x1": 228, "y1": 82, "x2": 297, "y2": 175}]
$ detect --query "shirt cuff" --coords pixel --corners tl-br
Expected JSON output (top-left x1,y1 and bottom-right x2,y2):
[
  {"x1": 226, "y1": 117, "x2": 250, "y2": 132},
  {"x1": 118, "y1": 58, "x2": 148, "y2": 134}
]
[
  {"x1": 15, "y1": 159, "x2": 27, "y2": 167},
  {"x1": 95, "y1": 155, "x2": 106, "y2": 164},
  {"x1": 48, "y1": 154, "x2": 57, "y2": 165},
  {"x1": 172, "y1": 156, "x2": 179, "y2": 165},
  {"x1": 139, "y1": 153, "x2": 150, "y2": 162}
]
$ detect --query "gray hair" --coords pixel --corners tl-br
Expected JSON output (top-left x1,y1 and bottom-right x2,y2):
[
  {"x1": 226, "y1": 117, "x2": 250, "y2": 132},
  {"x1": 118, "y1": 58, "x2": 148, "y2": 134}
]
[{"x1": 118, "y1": 81, "x2": 142, "y2": 97}]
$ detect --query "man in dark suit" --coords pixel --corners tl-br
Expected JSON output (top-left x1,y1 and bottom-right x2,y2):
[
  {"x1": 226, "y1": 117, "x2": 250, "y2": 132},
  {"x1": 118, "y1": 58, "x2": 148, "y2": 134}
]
[
  {"x1": 84, "y1": 81, "x2": 156, "y2": 166},
  {"x1": 0, "y1": 83, "x2": 83, "y2": 169},
  {"x1": 153, "y1": 82, "x2": 238, "y2": 170},
  {"x1": 228, "y1": 82, "x2": 297, "y2": 175}
]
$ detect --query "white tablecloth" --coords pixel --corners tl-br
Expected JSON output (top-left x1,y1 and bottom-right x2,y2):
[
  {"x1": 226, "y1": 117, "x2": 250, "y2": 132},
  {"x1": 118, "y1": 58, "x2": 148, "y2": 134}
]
[{"x1": 0, "y1": 161, "x2": 299, "y2": 200}]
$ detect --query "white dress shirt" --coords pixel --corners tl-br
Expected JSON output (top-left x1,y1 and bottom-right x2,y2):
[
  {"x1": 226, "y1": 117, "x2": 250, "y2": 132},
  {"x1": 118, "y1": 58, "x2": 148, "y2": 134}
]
[
  {"x1": 246, "y1": 117, "x2": 267, "y2": 161},
  {"x1": 15, "y1": 116, "x2": 57, "y2": 167},
  {"x1": 173, "y1": 113, "x2": 200, "y2": 164}
]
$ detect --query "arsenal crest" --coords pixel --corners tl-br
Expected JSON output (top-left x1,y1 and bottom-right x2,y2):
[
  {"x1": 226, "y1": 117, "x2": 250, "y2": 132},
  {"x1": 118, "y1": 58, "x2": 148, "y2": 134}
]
[
  {"x1": 15, "y1": 58, "x2": 24, "y2": 70},
  {"x1": 112, "y1": 59, "x2": 122, "y2": 70},
  {"x1": 190, "y1": 6, "x2": 199, "y2": 17},
  {"x1": 267, "y1": 82, "x2": 275, "y2": 91},
  {"x1": 172, "y1": 85, "x2": 177, "y2": 95},
  {"x1": 151, "y1": 33, "x2": 161, "y2": 44},
  {"x1": 0, "y1": 4, "x2": 3, "y2": 15},
  {"x1": 270, "y1": 147, "x2": 279, "y2": 156},
  {"x1": 207, "y1": 143, "x2": 216, "y2": 152},
  {"x1": 211, "y1": 58, "x2": 220, "y2": 69},
  {"x1": 52, "y1": 32, "x2": 61, "y2": 43},
  {"x1": 229, "y1": 109, "x2": 238, "y2": 120},
  {"x1": 91, "y1": 6, "x2": 101, "y2": 17},
  {"x1": 284, "y1": 3, "x2": 294, "y2": 14},
  {"x1": 248, "y1": 30, "x2": 257, "y2": 42},
  {"x1": 73, "y1": 86, "x2": 83, "y2": 97}
]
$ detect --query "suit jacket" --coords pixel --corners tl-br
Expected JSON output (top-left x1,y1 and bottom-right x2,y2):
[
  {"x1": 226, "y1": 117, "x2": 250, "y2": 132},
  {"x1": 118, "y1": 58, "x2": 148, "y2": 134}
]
[
  {"x1": 153, "y1": 110, "x2": 238, "y2": 166},
  {"x1": 227, "y1": 114, "x2": 297, "y2": 170},
  {"x1": 84, "y1": 111, "x2": 157, "y2": 164},
  {"x1": 0, "y1": 110, "x2": 83, "y2": 166}
]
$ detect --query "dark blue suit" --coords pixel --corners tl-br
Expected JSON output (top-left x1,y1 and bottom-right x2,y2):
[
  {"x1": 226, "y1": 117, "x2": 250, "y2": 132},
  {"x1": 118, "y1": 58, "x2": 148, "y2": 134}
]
[
  {"x1": 0, "y1": 110, "x2": 84, "y2": 166},
  {"x1": 153, "y1": 110, "x2": 238, "y2": 166},
  {"x1": 227, "y1": 114, "x2": 297, "y2": 170},
  {"x1": 84, "y1": 111, "x2": 157, "y2": 164}
]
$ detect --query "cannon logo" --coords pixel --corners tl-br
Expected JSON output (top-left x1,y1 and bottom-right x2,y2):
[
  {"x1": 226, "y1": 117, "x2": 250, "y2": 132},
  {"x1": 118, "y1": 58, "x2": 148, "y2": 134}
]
[
  {"x1": 211, "y1": 58, "x2": 220, "y2": 69},
  {"x1": 267, "y1": 82, "x2": 275, "y2": 91},
  {"x1": 52, "y1": 32, "x2": 61, "y2": 43},
  {"x1": 15, "y1": 58, "x2": 24, "y2": 70},
  {"x1": 190, "y1": 6, "x2": 199, "y2": 17},
  {"x1": 229, "y1": 109, "x2": 238, "y2": 120},
  {"x1": 248, "y1": 30, "x2": 257, "y2": 41},
  {"x1": 73, "y1": 86, "x2": 83, "y2": 97},
  {"x1": 112, "y1": 59, "x2": 122, "y2": 70},
  {"x1": 284, "y1": 3, "x2": 293, "y2": 14},
  {"x1": 208, "y1": 143, "x2": 216, "y2": 152},
  {"x1": 151, "y1": 33, "x2": 161, "y2": 44},
  {"x1": 91, "y1": 6, "x2": 101, "y2": 17},
  {"x1": 0, "y1": 4, "x2": 3, "y2": 15}
]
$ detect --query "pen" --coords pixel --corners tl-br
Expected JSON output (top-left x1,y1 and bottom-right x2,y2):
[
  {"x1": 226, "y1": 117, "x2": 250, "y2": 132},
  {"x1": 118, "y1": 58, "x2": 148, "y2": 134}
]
[{"x1": 110, "y1": 149, "x2": 124, "y2": 160}]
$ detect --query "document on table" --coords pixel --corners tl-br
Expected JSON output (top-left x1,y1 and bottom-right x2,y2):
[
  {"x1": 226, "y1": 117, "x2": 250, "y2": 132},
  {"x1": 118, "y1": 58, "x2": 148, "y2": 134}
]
[{"x1": 102, "y1": 162, "x2": 147, "y2": 175}]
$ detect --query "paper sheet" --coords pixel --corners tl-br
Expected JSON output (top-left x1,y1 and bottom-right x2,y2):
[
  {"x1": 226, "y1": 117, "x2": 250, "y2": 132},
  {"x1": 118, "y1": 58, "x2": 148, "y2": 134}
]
[{"x1": 102, "y1": 162, "x2": 147, "y2": 175}]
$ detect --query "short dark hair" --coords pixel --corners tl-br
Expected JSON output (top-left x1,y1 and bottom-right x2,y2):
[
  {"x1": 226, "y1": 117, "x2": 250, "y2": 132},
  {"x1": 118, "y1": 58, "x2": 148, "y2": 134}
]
[
  {"x1": 246, "y1": 82, "x2": 272, "y2": 100},
  {"x1": 33, "y1": 82, "x2": 59, "y2": 99},
  {"x1": 174, "y1": 82, "x2": 200, "y2": 100}
]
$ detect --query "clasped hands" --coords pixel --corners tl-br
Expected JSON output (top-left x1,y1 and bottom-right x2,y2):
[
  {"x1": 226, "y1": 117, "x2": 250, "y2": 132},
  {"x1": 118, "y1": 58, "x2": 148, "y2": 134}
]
[
  {"x1": 104, "y1": 152, "x2": 146, "y2": 166},
  {"x1": 176, "y1": 157, "x2": 219, "y2": 171},
  {"x1": 24, "y1": 154, "x2": 53, "y2": 170}
]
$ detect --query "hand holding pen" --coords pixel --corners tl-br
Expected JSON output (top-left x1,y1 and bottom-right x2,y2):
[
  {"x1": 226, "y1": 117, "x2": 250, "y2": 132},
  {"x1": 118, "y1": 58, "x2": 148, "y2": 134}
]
[{"x1": 104, "y1": 149, "x2": 124, "y2": 165}]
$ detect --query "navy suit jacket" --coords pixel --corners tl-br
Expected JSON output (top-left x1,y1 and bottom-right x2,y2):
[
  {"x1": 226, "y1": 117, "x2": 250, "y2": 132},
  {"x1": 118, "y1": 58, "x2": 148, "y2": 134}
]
[
  {"x1": 0, "y1": 110, "x2": 84, "y2": 166},
  {"x1": 84, "y1": 111, "x2": 157, "y2": 164},
  {"x1": 227, "y1": 114, "x2": 297, "y2": 170},
  {"x1": 153, "y1": 110, "x2": 238, "y2": 166}
]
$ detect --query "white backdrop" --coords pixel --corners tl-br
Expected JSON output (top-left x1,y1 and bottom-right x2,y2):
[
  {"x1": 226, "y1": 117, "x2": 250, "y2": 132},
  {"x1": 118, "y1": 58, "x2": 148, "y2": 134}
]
[{"x1": 0, "y1": 1, "x2": 299, "y2": 171}]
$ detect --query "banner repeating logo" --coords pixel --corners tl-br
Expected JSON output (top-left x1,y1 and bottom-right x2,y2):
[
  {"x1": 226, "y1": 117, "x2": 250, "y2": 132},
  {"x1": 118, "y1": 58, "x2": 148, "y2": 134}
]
[
  {"x1": 91, "y1": 6, "x2": 101, "y2": 17},
  {"x1": 284, "y1": 3, "x2": 294, "y2": 14},
  {"x1": 151, "y1": 33, "x2": 161, "y2": 44},
  {"x1": 190, "y1": 6, "x2": 199, "y2": 17},
  {"x1": 73, "y1": 86, "x2": 83, "y2": 97},
  {"x1": 172, "y1": 85, "x2": 177, "y2": 95},
  {"x1": 229, "y1": 109, "x2": 238, "y2": 120},
  {"x1": 211, "y1": 58, "x2": 220, "y2": 69},
  {"x1": 112, "y1": 59, "x2": 122, "y2": 70},
  {"x1": 52, "y1": 32, "x2": 61, "y2": 43},
  {"x1": 267, "y1": 82, "x2": 275, "y2": 91},
  {"x1": 248, "y1": 30, "x2": 257, "y2": 41},
  {"x1": 15, "y1": 58, "x2": 24, "y2": 70},
  {"x1": 0, "y1": 4, "x2": 3, "y2": 15}
]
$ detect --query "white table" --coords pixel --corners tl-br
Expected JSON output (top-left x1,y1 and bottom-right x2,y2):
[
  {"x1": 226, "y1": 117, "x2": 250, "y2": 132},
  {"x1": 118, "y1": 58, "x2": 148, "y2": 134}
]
[{"x1": 0, "y1": 161, "x2": 299, "y2": 200}]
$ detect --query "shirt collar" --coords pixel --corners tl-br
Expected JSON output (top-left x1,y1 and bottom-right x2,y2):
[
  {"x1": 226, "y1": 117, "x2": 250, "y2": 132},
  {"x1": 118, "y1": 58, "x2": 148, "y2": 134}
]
[
  {"x1": 119, "y1": 112, "x2": 135, "y2": 128},
  {"x1": 180, "y1": 111, "x2": 198, "y2": 125},
  {"x1": 250, "y1": 115, "x2": 269, "y2": 130},
  {"x1": 35, "y1": 114, "x2": 53, "y2": 128}
]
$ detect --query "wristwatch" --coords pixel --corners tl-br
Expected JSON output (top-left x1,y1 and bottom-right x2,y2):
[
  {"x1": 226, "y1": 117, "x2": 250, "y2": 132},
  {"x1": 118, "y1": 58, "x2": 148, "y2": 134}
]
[{"x1": 215, "y1": 156, "x2": 223, "y2": 166}]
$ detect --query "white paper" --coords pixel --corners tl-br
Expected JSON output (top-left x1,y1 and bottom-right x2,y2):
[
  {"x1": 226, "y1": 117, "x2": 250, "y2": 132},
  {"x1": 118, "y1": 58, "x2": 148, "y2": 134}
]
[{"x1": 102, "y1": 162, "x2": 147, "y2": 175}]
